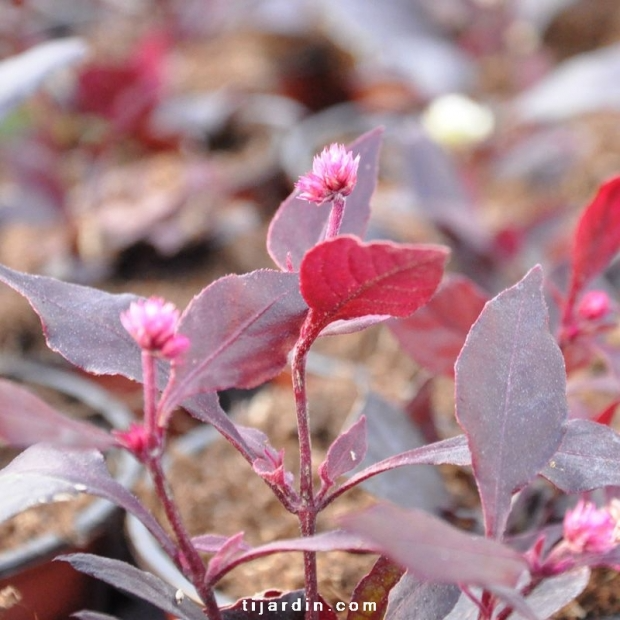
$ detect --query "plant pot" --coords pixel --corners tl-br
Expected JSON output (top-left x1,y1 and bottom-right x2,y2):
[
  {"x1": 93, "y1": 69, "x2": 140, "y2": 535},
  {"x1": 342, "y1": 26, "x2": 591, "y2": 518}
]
[{"x1": 0, "y1": 356, "x2": 141, "y2": 620}]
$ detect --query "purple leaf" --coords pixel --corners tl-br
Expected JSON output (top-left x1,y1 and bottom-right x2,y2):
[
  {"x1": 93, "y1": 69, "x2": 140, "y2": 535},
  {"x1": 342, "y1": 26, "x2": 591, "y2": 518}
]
[
  {"x1": 347, "y1": 556, "x2": 404, "y2": 620},
  {"x1": 328, "y1": 434, "x2": 470, "y2": 505},
  {"x1": 267, "y1": 128, "x2": 383, "y2": 272},
  {"x1": 183, "y1": 394, "x2": 256, "y2": 463},
  {"x1": 455, "y1": 266, "x2": 567, "y2": 539},
  {"x1": 319, "y1": 314, "x2": 392, "y2": 337},
  {"x1": 402, "y1": 124, "x2": 490, "y2": 253},
  {"x1": 159, "y1": 270, "x2": 307, "y2": 413},
  {"x1": 385, "y1": 574, "x2": 460, "y2": 620},
  {"x1": 300, "y1": 236, "x2": 449, "y2": 331},
  {"x1": 506, "y1": 568, "x2": 590, "y2": 620},
  {"x1": 0, "y1": 444, "x2": 174, "y2": 557},
  {"x1": 58, "y1": 554, "x2": 206, "y2": 620},
  {"x1": 0, "y1": 379, "x2": 114, "y2": 450},
  {"x1": 0, "y1": 264, "x2": 143, "y2": 379},
  {"x1": 73, "y1": 613, "x2": 122, "y2": 620},
  {"x1": 514, "y1": 43, "x2": 620, "y2": 123},
  {"x1": 0, "y1": 38, "x2": 87, "y2": 120},
  {"x1": 389, "y1": 274, "x2": 488, "y2": 377},
  {"x1": 341, "y1": 503, "x2": 527, "y2": 588},
  {"x1": 341, "y1": 392, "x2": 448, "y2": 513},
  {"x1": 198, "y1": 530, "x2": 371, "y2": 584},
  {"x1": 542, "y1": 419, "x2": 620, "y2": 493},
  {"x1": 319, "y1": 416, "x2": 368, "y2": 488}
]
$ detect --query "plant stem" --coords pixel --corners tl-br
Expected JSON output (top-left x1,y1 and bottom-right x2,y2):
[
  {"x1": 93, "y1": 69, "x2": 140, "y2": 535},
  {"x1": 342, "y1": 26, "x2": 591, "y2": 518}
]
[
  {"x1": 292, "y1": 334, "x2": 319, "y2": 620},
  {"x1": 325, "y1": 195, "x2": 346, "y2": 240},
  {"x1": 148, "y1": 455, "x2": 222, "y2": 620},
  {"x1": 141, "y1": 351, "x2": 158, "y2": 442}
]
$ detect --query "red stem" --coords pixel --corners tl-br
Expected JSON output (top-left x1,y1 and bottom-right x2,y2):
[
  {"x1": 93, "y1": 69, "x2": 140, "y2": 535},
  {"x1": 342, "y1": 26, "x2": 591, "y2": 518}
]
[
  {"x1": 292, "y1": 325, "x2": 321, "y2": 620},
  {"x1": 325, "y1": 195, "x2": 346, "y2": 240}
]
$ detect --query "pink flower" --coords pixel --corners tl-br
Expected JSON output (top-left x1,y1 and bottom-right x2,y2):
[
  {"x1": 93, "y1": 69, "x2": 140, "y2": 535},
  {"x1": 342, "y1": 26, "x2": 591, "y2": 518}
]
[
  {"x1": 295, "y1": 143, "x2": 360, "y2": 206},
  {"x1": 577, "y1": 290, "x2": 611, "y2": 321},
  {"x1": 113, "y1": 422, "x2": 149, "y2": 457},
  {"x1": 563, "y1": 499, "x2": 617, "y2": 555},
  {"x1": 121, "y1": 297, "x2": 189, "y2": 360}
]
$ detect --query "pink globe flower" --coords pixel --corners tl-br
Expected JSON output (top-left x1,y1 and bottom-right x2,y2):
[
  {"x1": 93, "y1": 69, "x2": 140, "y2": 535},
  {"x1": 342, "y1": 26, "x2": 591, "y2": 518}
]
[
  {"x1": 113, "y1": 422, "x2": 149, "y2": 457},
  {"x1": 121, "y1": 297, "x2": 190, "y2": 360},
  {"x1": 577, "y1": 290, "x2": 611, "y2": 321},
  {"x1": 563, "y1": 499, "x2": 617, "y2": 555},
  {"x1": 295, "y1": 143, "x2": 360, "y2": 206}
]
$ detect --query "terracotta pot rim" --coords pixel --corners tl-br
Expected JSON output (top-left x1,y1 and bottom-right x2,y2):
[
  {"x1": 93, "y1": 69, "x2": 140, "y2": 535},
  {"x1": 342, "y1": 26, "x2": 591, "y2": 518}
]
[{"x1": 0, "y1": 355, "x2": 141, "y2": 578}]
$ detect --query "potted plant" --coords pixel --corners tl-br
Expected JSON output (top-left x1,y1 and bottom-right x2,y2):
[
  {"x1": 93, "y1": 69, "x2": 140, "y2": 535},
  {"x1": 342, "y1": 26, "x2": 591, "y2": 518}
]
[{"x1": 2, "y1": 128, "x2": 620, "y2": 620}]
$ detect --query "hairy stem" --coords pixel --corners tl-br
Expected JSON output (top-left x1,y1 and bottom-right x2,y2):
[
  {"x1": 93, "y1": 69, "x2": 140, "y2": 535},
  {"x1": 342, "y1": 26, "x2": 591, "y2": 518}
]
[
  {"x1": 141, "y1": 351, "x2": 158, "y2": 441},
  {"x1": 325, "y1": 195, "x2": 346, "y2": 240},
  {"x1": 292, "y1": 334, "x2": 319, "y2": 620},
  {"x1": 148, "y1": 456, "x2": 222, "y2": 619}
]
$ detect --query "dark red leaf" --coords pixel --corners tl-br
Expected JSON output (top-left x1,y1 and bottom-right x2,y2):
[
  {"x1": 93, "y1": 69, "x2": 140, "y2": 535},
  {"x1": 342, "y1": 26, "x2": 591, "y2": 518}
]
[
  {"x1": 340, "y1": 392, "x2": 448, "y2": 514},
  {"x1": 385, "y1": 575, "x2": 460, "y2": 620},
  {"x1": 319, "y1": 416, "x2": 367, "y2": 488},
  {"x1": 159, "y1": 270, "x2": 307, "y2": 413},
  {"x1": 455, "y1": 266, "x2": 567, "y2": 539},
  {"x1": 566, "y1": 176, "x2": 620, "y2": 317},
  {"x1": 329, "y1": 434, "x2": 470, "y2": 505},
  {"x1": 0, "y1": 264, "x2": 143, "y2": 380},
  {"x1": 59, "y1": 554, "x2": 205, "y2": 620},
  {"x1": 300, "y1": 236, "x2": 448, "y2": 333},
  {"x1": 542, "y1": 419, "x2": 620, "y2": 493},
  {"x1": 0, "y1": 379, "x2": 113, "y2": 450},
  {"x1": 0, "y1": 445, "x2": 173, "y2": 556},
  {"x1": 267, "y1": 128, "x2": 383, "y2": 272},
  {"x1": 347, "y1": 556, "x2": 404, "y2": 620},
  {"x1": 341, "y1": 503, "x2": 526, "y2": 589},
  {"x1": 389, "y1": 274, "x2": 488, "y2": 377}
]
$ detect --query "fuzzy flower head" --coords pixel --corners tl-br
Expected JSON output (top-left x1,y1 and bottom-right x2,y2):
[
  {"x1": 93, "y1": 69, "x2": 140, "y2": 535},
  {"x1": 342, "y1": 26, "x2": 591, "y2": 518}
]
[
  {"x1": 577, "y1": 290, "x2": 611, "y2": 321},
  {"x1": 295, "y1": 143, "x2": 360, "y2": 206},
  {"x1": 563, "y1": 499, "x2": 617, "y2": 555},
  {"x1": 121, "y1": 297, "x2": 189, "y2": 360},
  {"x1": 113, "y1": 422, "x2": 149, "y2": 457}
]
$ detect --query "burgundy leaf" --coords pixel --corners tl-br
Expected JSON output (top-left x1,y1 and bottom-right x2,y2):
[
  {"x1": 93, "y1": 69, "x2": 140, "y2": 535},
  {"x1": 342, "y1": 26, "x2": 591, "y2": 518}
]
[
  {"x1": 0, "y1": 264, "x2": 143, "y2": 379},
  {"x1": 58, "y1": 554, "x2": 205, "y2": 620},
  {"x1": 506, "y1": 568, "x2": 590, "y2": 620},
  {"x1": 0, "y1": 444, "x2": 174, "y2": 556},
  {"x1": 200, "y1": 530, "x2": 371, "y2": 584},
  {"x1": 402, "y1": 123, "x2": 490, "y2": 253},
  {"x1": 183, "y1": 394, "x2": 256, "y2": 463},
  {"x1": 73, "y1": 613, "x2": 122, "y2": 620},
  {"x1": 542, "y1": 419, "x2": 620, "y2": 492},
  {"x1": 566, "y1": 176, "x2": 620, "y2": 317},
  {"x1": 341, "y1": 503, "x2": 527, "y2": 589},
  {"x1": 160, "y1": 270, "x2": 307, "y2": 413},
  {"x1": 347, "y1": 556, "x2": 404, "y2": 620},
  {"x1": 389, "y1": 274, "x2": 488, "y2": 377},
  {"x1": 319, "y1": 416, "x2": 367, "y2": 488},
  {"x1": 267, "y1": 128, "x2": 383, "y2": 272},
  {"x1": 340, "y1": 392, "x2": 448, "y2": 514},
  {"x1": 0, "y1": 379, "x2": 114, "y2": 449},
  {"x1": 386, "y1": 575, "x2": 460, "y2": 620},
  {"x1": 405, "y1": 379, "x2": 438, "y2": 444},
  {"x1": 319, "y1": 314, "x2": 391, "y2": 337},
  {"x1": 300, "y1": 236, "x2": 448, "y2": 333},
  {"x1": 205, "y1": 532, "x2": 250, "y2": 583},
  {"x1": 455, "y1": 266, "x2": 567, "y2": 539},
  {"x1": 328, "y1": 434, "x2": 471, "y2": 506}
]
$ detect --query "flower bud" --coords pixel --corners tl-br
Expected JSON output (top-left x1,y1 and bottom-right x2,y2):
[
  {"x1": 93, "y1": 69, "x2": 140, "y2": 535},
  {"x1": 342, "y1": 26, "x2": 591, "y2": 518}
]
[
  {"x1": 295, "y1": 143, "x2": 360, "y2": 206},
  {"x1": 577, "y1": 290, "x2": 611, "y2": 321},
  {"x1": 121, "y1": 297, "x2": 189, "y2": 360}
]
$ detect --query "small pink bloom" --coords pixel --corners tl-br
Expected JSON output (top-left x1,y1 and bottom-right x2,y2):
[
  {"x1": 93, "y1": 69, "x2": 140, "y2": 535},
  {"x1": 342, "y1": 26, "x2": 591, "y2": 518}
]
[
  {"x1": 563, "y1": 499, "x2": 617, "y2": 555},
  {"x1": 295, "y1": 143, "x2": 360, "y2": 206},
  {"x1": 121, "y1": 297, "x2": 190, "y2": 360},
  {"x1": 577, "y1": 290, "x2": 611, "y2": 321},
  {"x1": 113, "y1": 422, "x2": 149, "y2": 456}
]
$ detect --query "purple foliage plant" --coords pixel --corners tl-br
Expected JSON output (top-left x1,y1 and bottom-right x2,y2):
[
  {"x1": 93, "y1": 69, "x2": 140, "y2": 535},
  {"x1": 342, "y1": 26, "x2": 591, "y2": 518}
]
[{"x1": 1, "y1": 128, "x2": 620, "y2": 620}]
